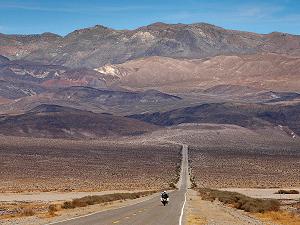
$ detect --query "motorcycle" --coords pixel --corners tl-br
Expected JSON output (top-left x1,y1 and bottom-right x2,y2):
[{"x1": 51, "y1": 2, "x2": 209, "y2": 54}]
[{"x1": 160, "y1": 197, "x2": 169, "y2": 206}]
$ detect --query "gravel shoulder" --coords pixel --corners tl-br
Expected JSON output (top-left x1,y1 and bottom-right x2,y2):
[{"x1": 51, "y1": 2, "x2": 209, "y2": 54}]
[{"x1": 186, "y1": 189, "x2": 270, "y2": 225}]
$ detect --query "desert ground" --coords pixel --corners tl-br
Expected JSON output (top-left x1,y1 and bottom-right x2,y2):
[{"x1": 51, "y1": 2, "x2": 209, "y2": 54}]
[
  {"x1": 0, "y1": 136, "x2": 181, "y2": 193},
  {"x1": 189, "y1": 144, "x2": 300, "y2": 188},
  {"x1": 138, "y1": 123, "x2": 300, "y2": 188}
]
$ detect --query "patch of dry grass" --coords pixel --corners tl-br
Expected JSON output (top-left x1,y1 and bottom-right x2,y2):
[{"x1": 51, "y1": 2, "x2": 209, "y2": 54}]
[
  {"x1": 0, "y1": 202, "x2": 47, "y2": 220},
  {"x1": 255, "y1": 210, "x2": 300, "y2": 225},
  {"x1": 197, "y1": 188, "x2": 280, "y2": 213},
  {"x1": 187, "y1": 215, "x2": 206, "y2": 225}
]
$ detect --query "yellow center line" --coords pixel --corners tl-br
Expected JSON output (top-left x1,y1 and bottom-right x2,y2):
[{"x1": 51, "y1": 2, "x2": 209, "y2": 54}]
[
  {"x1": 112, "y1": 220, "x2": 120, "y2": 224},
  {"x1": 125, "y1": 216, "x2": 130, "y2": 219}
]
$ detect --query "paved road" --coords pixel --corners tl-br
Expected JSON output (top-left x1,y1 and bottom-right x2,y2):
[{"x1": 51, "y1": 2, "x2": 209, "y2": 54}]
[{"x1": 48, "y1": 144, "x2": 189, "y2": 225}]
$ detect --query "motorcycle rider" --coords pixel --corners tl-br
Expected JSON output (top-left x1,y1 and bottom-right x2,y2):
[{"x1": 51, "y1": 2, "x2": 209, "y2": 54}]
[{"x1": 161, "y1": 191, "x2": 169, "y2": 200}]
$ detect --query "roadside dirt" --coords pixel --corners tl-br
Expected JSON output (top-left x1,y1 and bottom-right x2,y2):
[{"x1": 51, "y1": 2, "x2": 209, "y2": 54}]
[{"x1": 186, "y1": 189, "x2": 270, "y2": 225}]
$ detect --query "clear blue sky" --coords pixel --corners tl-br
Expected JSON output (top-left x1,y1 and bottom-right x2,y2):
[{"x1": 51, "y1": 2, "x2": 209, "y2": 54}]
[{"x1": 0, "y1": 0, "x2": 300, "y2": 35}]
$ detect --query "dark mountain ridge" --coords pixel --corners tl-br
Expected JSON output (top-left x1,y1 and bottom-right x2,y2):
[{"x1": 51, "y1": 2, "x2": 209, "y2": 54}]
[
  {"x1": 0, "y1": 104, "x2": 158, "y2": 138},
  {"x1": 52, "y1": 86, "x2": 181, "y2": 105},
  {"x1": 129, "y1": 102, "x2": 300, "y2": 136}
]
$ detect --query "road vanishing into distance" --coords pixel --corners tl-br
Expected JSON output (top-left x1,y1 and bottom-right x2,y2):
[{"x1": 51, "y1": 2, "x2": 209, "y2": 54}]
[{"x1": 48, "y1": 144, "x2": 190, "y2": 225}]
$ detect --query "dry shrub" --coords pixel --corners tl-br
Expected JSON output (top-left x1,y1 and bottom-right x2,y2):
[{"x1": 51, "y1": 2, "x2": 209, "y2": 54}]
[
  {"x1": 62, "y1": 191, "x2": 156, "y2": 209},
  {"x1": 175, "y1": 165, "x2": 181, "y2": 183},
  {"x1": 20, "y1": 207, "x2": 35, "y2": 217},
  {"x1": 62, "y1": 201, "x2": 75, "y2": 209},
  {"x1": 275, "y1": 189, "x2": 299, "y2": 194},
  {"x1": 48, "y1": 204, "x2": 60, "y2": 216},
  {"x1": 190, "y1": 175, "x2": 197, "y2": 188},
  {"x1": 169, "y1": 182, "x2": 176, "y2": 189},
  {"x1": 198, "y1": 188, "x2": 280, "y2": 213}
]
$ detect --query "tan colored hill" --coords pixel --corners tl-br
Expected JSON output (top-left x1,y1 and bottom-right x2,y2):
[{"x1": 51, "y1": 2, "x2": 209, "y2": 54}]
[{"x1": 95, "y1": 53, "x2": 300, "y2": 92}]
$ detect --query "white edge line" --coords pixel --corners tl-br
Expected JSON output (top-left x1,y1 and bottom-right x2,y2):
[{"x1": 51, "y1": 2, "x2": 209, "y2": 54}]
[
  {"x1": 46, "y1": 193, "x2": 160, "y2": 225},
  {"x1": 179, "y1": 191, "x2": 187, "y2": 225}
]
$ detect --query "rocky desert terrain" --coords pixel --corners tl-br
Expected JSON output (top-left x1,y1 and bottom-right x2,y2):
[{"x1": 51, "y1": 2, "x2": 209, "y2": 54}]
[
  {"x1": 189, "y1": 143, "x2": 300, "y2": 188},
  {"x1": 0, "y1": 136, "x2": 181, "y2": 192}
]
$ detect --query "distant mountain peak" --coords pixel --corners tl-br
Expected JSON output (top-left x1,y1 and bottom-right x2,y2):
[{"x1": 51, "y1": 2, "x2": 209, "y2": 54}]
[
  {"x1": 40, "y1": 32, "x2": 62, "y2": 38},
  {"x1": 65, "y1": 24, "x2": 113, "y2": 38},
  {"x1": 93, "y1": 24, "x2": 110, "y2": 30},
  {"x1": 147, "y1": 22, "x2": 170, "y2": 27}
]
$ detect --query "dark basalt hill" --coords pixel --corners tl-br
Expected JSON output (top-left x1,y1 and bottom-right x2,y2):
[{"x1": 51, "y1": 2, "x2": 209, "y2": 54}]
[
  {"x1": 203, "y1": 85, "x2": 300, "y2": 103},
  {"x1": 1, "y1": 22, "x2": 300, "y2": 68},
  {"x1": 0, "y1": 104, "x2": 158, "y2": 138},
  {"x1": 129, "y1": 102, "x2": 300, "y2": 135},
  {"x1": 0, "y1": 55, "x2": 9, "y2": 64},
  {"x1": 52, "y1": 86, "x2": 181, "y2": 105}
]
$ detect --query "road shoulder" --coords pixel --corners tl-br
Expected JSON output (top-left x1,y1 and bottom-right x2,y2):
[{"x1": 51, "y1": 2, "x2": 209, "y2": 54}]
[{"x1": 185, "y1": 189, "x2": 267, "y2": 225}]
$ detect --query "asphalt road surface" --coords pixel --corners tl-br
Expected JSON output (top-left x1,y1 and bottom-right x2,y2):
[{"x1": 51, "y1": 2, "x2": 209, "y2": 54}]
[{"x1": 48, "y1": 144, "x2": 189, "y2": 225}]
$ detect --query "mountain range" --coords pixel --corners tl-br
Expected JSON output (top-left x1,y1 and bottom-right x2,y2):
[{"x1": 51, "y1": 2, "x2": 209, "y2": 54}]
[
  {"x1": 0, "y1": 22, "x2": 299, "y2": 138},
  {"x1": 1, "y1": 22, "x2": 300, "y2": 68}
]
